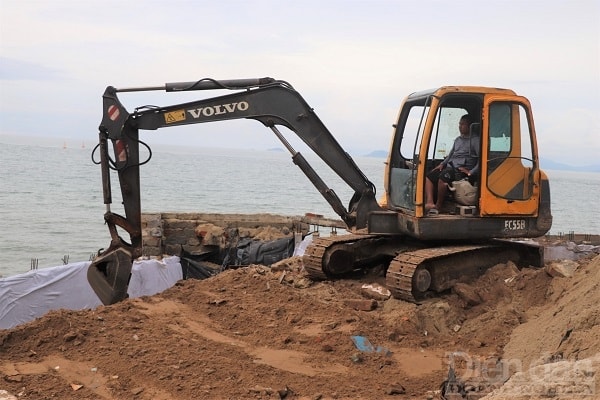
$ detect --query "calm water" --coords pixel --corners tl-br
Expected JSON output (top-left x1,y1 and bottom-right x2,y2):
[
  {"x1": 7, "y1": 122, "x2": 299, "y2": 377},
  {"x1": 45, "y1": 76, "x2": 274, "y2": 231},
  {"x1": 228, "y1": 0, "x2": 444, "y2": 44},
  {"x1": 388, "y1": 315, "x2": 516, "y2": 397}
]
[{"x1": 1, "y1": 141, "x2": 598, "y2": 277}]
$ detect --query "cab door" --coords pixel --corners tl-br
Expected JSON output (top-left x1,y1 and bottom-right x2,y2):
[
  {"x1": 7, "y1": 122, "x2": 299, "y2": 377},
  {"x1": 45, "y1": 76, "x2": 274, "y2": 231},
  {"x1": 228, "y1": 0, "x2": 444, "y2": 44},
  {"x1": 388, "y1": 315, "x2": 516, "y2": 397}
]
[{"x1": 479, "y1": 96, "x2": 540, "y2": 216}]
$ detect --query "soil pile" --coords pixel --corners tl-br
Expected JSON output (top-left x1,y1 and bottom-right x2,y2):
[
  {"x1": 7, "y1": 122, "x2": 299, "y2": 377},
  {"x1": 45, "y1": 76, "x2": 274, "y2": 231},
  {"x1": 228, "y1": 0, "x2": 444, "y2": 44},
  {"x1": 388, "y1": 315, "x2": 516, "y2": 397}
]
[
  {"x1": 1, "y1": 252, "x2": 599, "y2": 399},
  {"x1": 483, "y1": 254, "x2": 600, "y2": 399}
]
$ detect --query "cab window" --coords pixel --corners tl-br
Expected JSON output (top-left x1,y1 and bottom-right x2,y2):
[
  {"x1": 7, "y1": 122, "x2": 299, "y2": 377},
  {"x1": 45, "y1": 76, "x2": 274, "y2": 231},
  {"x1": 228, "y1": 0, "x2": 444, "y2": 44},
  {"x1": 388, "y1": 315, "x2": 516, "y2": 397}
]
[
  {"x1": 429, "y1": 107, "x2": 470, "y2": 161},
  {"x1": 486, "y1": 101, "x2": 534, "y2": 200}
]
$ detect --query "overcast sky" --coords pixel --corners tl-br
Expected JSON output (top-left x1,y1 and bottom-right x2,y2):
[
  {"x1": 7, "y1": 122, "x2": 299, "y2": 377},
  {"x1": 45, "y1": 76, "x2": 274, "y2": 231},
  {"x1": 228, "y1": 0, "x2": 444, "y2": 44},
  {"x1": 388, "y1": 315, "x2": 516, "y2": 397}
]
[{"x1": 1, "y1": 0, "x2": 599, "y2": 166}]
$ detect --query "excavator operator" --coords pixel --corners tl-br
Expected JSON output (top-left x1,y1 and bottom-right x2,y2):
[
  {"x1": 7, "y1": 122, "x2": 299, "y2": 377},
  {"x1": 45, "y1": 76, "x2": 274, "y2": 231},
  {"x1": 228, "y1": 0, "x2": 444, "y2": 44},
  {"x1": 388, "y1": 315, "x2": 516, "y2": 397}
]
[{"x1": 424, "y1": 114, "x2": 479, "y2": 215}]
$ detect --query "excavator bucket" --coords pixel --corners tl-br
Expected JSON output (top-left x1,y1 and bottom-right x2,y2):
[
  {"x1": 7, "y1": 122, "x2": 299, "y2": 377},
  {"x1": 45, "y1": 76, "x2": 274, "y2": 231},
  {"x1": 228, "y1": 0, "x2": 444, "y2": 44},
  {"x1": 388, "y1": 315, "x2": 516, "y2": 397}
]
[{"x1": 87, "y1": 247, "x2": 133, "y2": 305}]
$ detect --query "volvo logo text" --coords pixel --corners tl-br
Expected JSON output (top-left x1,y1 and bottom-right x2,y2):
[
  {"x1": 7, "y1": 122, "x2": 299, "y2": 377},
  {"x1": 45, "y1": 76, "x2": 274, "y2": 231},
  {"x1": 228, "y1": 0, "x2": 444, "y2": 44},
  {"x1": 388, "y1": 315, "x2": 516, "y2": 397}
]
[{"x1": 187, "y1": 102, "x2": 249, "y2": 118}]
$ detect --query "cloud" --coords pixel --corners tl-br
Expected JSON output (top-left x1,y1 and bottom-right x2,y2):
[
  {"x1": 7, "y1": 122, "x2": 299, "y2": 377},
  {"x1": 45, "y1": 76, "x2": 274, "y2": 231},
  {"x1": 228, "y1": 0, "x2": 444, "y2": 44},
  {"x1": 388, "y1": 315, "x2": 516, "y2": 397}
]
[
  {"x1": 0, "y1": 0, "x2": 598, "y2": 165},
  {"x1": 0, "y1": 57, "x2": 66, "y2": 81}
]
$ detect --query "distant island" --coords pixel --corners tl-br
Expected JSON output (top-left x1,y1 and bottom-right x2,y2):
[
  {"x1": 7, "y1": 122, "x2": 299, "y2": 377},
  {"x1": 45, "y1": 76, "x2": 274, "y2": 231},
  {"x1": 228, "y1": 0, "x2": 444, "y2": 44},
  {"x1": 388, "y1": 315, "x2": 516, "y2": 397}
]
[
  {"x1": 538, "y1": 158, "x2": 600, "y2": 173},
  {"x1": 364, "y1": 150, "x2": 388, "y2": 158},
  {"x1": 361, "y1": 150, "x2": 600, "y2": 173}
]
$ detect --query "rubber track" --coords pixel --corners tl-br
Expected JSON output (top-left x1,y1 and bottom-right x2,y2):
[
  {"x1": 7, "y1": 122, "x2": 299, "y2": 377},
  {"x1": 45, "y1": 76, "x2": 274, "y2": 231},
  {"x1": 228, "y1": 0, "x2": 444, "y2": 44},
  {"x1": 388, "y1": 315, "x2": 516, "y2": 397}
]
[
  {"x1": 386, "y1": 244, "x2": 490, "y2": 302},
  {"x1": 302, "y1": 234, "x2": 375, "y2": 281}
]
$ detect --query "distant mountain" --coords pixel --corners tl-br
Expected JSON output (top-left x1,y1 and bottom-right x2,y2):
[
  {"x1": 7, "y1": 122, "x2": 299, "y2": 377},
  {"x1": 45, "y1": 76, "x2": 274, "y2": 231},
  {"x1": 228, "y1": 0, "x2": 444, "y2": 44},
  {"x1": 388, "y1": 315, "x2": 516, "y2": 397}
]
[
  {"x1": 540, "y1": 158, "x2": 600, "y2": 173},
  {"x1": 361, "y1": 151, "x2": 599, "y2": 172},
  {"x1": 364, "y1": 150, "x2": 387, "y2": 158}
]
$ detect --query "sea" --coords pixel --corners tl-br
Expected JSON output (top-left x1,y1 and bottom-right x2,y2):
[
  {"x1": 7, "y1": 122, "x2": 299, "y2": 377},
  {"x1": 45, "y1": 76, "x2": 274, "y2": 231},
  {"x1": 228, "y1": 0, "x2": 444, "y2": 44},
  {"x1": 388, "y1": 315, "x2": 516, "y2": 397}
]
[{"x1": 1, "y1": 141, "x2": 599, "y2": 278}]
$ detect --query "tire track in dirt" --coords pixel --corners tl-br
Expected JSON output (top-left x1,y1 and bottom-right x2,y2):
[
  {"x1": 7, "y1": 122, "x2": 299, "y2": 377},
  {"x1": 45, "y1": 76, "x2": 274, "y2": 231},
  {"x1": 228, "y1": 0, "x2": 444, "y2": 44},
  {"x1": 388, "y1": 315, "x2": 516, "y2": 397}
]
[{"x1": 136, "y1": 298, "x2": 348, "y2": 376}]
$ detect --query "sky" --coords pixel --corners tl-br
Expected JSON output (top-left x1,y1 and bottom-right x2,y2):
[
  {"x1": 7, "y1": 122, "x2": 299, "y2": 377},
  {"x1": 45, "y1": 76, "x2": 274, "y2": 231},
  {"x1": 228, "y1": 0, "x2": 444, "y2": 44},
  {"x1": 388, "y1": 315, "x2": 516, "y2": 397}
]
[{"x1": 1, "y1": 0, "x2": 599, "y2": 166}]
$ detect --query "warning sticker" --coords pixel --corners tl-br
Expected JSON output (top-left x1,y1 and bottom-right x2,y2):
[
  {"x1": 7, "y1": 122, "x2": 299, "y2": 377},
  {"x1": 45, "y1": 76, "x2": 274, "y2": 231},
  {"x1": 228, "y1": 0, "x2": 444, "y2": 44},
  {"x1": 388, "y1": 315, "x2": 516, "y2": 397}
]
[
  {"x1": 164, "y1": 110, "x2": 186, "y2": 124},
  {"x1": 108, "y1": 105, "x2": 120, "y2": 121}
]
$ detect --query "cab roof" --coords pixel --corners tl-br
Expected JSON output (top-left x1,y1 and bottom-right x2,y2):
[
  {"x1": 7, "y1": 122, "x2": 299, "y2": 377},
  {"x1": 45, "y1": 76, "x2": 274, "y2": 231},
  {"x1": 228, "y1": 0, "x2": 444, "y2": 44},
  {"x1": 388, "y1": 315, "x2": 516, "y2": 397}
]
[{"x1": 407, "y1": 86, "x2": 517, "y2": 100}]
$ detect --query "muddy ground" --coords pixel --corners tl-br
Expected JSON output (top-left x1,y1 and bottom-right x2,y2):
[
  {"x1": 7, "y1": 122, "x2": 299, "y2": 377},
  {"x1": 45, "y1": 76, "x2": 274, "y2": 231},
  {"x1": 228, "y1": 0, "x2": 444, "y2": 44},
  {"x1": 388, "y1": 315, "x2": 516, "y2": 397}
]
[{"x1": 1, "y1": 237, "x2": 599, "y2": 399}]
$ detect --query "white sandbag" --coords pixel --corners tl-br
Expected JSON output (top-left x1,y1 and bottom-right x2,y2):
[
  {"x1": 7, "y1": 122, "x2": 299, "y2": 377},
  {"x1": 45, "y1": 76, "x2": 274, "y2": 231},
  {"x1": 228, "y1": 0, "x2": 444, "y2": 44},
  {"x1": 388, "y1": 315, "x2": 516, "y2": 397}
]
[
  {"x1": 128, "y1": 257, "x2": 183, "y2": 298},
  {"x1": 0, "y1": 256, "x2": 182, "y2": 330}
]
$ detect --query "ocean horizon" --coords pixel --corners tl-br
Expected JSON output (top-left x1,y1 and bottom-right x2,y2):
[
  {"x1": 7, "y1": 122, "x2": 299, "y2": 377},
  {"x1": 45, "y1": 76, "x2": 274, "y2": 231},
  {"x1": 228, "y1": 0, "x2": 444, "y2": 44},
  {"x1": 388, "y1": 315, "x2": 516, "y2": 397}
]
[{"x1": 1, "y1": 140, "x2": 598, "y2": 278}]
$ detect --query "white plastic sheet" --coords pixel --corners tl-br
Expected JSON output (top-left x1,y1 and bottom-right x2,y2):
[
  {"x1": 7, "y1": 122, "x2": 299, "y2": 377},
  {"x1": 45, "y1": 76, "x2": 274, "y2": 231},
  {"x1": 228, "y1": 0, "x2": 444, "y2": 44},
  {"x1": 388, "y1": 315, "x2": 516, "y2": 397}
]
[
  {"x1": 0, "y1": 256, "x2": 182, "y2": 330},
  {"x1": 293, "y1": 234, "x2": 313, "y2": 257},
  {"x1": 128, "y1": 257, "x2": 183, "y2": 298}
]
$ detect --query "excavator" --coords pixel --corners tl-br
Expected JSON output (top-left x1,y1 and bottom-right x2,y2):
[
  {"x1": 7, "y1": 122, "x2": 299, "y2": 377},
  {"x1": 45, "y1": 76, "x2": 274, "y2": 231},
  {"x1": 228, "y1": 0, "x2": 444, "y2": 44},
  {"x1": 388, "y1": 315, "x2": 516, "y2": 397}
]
[{"x1": 87, "y1": 77, "x2": 552, "y2": 305}]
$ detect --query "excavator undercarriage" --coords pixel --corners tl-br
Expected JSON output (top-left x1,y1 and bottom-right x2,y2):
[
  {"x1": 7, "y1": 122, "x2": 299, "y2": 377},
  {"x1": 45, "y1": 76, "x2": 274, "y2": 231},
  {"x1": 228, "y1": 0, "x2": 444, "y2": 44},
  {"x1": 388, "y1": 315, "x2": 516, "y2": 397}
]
[{"x1": 303, "y1": 234, "x2": 544, "y2": 303}]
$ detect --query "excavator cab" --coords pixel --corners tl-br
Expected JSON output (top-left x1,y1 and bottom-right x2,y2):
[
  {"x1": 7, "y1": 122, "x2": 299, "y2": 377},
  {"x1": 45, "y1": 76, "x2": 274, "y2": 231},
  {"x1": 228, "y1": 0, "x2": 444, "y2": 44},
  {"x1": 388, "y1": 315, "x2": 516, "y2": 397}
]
[{"x1": 379, "y1": 86, "x2": 551, "y2": 240}]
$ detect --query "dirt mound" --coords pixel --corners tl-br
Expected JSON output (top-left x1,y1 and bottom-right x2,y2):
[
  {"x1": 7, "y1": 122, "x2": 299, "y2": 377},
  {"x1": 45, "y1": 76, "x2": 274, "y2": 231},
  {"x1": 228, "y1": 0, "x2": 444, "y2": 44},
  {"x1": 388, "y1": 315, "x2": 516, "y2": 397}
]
[
  {"x1": 1, "y1": 254, "x2": 599, "y2": 399},
  {"x1": 481, "y1": 255, "x2": 600, "y2": 399}
]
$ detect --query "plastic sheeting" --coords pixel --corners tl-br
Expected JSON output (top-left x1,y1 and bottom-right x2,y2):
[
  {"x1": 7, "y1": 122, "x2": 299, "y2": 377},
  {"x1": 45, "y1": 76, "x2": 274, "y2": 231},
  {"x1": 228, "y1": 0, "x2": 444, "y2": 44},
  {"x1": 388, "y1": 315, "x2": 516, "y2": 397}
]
[
  {"x1": 0, "y1": 256, "x2": 182, "y2": 330},
  {"x1": 128, "y1": 257, "x2": 183, "y2": 298},
  {"x1": 293, "y1": 234, "x2": 313, "y2": 257}
]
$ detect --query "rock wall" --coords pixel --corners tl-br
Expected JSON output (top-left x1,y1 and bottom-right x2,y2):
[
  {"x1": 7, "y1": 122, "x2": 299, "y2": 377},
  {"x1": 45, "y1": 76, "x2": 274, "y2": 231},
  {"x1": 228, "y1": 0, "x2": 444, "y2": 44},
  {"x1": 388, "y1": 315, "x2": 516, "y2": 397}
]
[
  {"x1": 142, "y1": 213, "x2": 598, "y2": 260},
  {"x1": 141, "y1": 212, "x2": 344, "y2": 257}
]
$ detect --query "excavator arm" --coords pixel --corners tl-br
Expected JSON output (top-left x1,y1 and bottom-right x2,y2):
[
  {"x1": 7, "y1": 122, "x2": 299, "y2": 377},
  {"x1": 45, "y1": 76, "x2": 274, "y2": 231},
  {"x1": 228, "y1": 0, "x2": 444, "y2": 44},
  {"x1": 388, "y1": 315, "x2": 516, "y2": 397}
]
[{"x1": 88, "y1": 77, "x2": 382, "y2": 305}]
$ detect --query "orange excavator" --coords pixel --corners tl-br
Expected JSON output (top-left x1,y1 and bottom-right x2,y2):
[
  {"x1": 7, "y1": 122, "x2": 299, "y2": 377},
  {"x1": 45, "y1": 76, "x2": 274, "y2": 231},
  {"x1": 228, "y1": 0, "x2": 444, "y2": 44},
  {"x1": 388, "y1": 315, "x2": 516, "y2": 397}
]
[{"x1": 87, "y1": 78, "x2": 551, "y2": 305}]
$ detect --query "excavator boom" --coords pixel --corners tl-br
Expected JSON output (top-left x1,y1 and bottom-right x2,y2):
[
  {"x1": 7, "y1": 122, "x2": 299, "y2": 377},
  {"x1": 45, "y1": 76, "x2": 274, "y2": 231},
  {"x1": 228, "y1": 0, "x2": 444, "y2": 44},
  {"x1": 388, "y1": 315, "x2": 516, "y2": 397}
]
[{"x1": 89, "y1": 78, "x2": 382, "y2": 305}]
